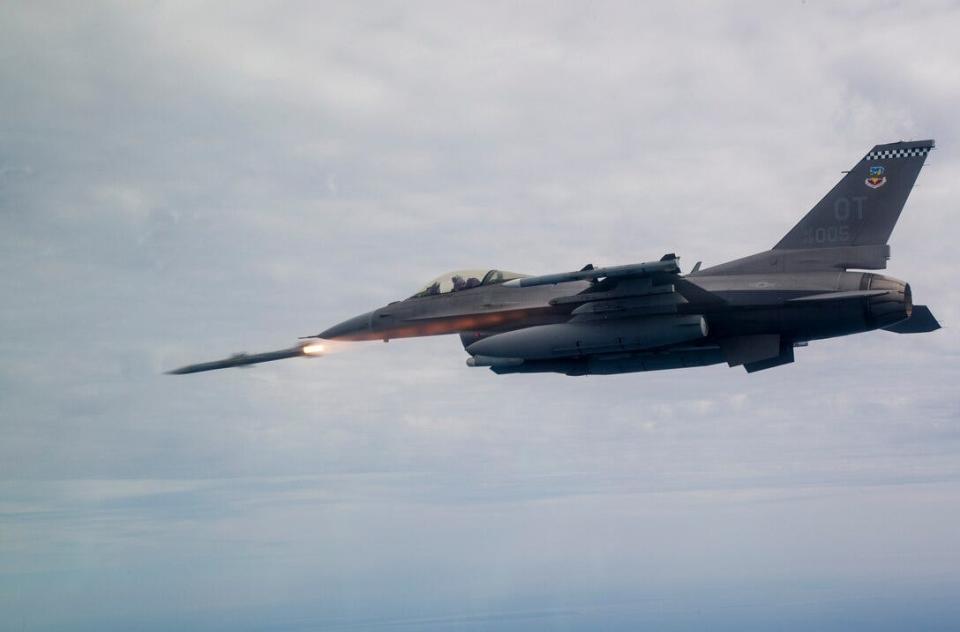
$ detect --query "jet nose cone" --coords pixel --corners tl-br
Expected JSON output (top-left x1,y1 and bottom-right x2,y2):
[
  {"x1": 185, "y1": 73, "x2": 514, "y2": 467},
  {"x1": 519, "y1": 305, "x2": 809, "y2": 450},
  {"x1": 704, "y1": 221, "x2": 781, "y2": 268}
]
[{"x1": 318, "y1": 311, "x2": 375, "y2": 341}]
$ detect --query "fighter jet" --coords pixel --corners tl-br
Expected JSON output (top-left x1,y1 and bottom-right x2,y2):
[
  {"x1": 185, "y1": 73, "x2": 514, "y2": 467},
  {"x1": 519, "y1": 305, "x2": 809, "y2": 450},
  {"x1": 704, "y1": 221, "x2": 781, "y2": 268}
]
[{"x1": 169, "y1": 139, "x2": 940, "y2": 376}]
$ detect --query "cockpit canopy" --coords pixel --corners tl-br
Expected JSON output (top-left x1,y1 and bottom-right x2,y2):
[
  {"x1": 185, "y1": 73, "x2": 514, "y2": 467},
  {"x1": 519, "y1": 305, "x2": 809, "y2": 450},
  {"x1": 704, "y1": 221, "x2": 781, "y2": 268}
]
[{"x1": 410, "y1": 269, "x2": 527, "y2": 298}]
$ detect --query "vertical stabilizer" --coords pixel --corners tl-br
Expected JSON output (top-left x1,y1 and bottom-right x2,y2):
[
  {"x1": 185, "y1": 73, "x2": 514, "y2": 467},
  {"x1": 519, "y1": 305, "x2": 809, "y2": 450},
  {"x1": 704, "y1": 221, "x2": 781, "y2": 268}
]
[{"x1": 774, "y1": 140, "x2": 933, "y2": 250}]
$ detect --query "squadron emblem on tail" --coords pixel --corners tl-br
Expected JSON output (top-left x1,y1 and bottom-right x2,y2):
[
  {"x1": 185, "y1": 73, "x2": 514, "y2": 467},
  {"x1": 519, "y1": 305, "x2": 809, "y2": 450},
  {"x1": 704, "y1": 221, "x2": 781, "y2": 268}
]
[{"x1": 866, "y1": 165, "x2": 887, "y2": 189}]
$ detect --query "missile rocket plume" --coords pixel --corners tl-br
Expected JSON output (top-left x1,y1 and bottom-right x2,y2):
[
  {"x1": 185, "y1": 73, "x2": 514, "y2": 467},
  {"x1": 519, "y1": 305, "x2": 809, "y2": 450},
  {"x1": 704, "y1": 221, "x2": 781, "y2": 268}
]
[{"x1": 301, "y1": 342, "x2": 326, "y2": 355}]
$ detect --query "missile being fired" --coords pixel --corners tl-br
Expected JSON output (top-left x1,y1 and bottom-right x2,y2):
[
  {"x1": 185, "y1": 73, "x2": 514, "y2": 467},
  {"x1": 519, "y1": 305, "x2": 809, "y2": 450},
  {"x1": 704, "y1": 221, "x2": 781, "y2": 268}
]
[{"x1": 167, "y1": 341, "x2": 326, "y2": 375}]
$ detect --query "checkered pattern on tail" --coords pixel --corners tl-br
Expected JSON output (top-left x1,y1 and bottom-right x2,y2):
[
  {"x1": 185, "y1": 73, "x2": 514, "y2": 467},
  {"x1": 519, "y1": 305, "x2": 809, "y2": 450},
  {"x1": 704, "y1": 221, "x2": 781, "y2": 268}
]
[{"x1": 865, "y1": 146, "x2": 931, "y2": 160}]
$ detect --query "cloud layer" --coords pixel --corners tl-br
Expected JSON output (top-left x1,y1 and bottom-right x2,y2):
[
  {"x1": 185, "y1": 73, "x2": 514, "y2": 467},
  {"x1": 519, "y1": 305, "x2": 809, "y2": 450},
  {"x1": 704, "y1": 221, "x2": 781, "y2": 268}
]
[{"x1": 2, "y1": 2, "x2": 959, "y2": 629}]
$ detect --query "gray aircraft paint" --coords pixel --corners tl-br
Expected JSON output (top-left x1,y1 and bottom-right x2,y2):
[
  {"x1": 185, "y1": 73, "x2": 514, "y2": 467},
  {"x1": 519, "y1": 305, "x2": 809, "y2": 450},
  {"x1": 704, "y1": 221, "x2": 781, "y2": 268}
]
[{"x1": 169, "y1": 140, "x2": 941, "y2": 377}]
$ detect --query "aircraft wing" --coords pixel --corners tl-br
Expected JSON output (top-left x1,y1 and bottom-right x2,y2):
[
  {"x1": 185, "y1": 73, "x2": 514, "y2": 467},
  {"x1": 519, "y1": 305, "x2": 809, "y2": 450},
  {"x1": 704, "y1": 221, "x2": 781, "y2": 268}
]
[
  {"x1": 530, "y1": 254, "x2": 726, "y2": 319},
  {"x1": 532, "y1": 255, "x2": 707, "y2": 320}
]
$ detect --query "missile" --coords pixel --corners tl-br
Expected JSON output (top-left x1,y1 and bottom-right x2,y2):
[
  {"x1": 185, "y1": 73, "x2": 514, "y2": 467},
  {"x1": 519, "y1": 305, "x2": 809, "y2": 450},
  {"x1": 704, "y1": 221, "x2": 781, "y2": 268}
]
[
  {"x1": 167, "y1": 341, "x2": 326, "y2": 375},
  {"x1": 502, "y1": 258, "x2": 679, "y2": 288}
]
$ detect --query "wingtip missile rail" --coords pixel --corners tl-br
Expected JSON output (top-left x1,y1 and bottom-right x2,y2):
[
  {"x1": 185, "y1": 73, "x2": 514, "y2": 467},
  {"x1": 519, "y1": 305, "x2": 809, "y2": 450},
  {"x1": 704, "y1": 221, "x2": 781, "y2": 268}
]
[{"x1": 501, "y1": 257, "x2": 680, "y2": 289}]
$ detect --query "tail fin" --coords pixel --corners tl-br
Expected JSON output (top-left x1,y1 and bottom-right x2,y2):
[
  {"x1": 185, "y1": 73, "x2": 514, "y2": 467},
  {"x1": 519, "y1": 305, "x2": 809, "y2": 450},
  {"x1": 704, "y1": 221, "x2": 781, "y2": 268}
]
[{"x1": 775, "y1": 140, "x2": 933, "y2": 250}]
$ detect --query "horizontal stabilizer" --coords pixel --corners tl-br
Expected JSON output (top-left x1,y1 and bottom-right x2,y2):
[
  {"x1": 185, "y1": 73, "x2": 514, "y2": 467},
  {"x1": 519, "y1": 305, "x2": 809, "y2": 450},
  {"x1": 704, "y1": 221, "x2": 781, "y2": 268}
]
[{"x1": 883, "y1": 305, "x2": 941, "y2": 334}]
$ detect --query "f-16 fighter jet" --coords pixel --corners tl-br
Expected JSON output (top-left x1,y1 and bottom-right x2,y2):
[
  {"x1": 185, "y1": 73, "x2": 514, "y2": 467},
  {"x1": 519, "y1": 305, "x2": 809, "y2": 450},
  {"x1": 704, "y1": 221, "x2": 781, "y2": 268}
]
[{"x1": 169, "y1": 140, "x2": 940, "y2": 376}]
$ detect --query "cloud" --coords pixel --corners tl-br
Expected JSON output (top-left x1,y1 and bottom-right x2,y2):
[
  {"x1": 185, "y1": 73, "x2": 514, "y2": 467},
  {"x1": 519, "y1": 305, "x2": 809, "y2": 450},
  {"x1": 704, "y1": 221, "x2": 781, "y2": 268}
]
[{"x1": 1, "y1": 1, "x2": 959, "y2": 629}]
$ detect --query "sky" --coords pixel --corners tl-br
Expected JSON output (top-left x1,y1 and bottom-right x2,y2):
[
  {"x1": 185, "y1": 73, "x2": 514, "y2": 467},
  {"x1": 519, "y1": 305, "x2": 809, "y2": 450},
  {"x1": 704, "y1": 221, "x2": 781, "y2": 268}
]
[{"x1": 1, "y1": 1, "x2": 959, "y2": 629}]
